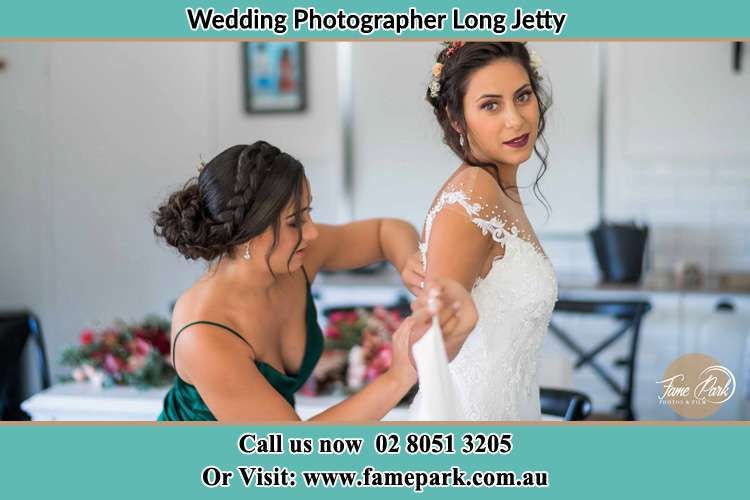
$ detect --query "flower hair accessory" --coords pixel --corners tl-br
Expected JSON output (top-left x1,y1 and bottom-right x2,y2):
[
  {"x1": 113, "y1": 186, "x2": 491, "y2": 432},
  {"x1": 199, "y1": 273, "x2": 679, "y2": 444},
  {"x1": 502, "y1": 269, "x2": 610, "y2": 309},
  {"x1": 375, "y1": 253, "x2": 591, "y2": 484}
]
[
  {"x1": 429, "y1": 41, "x2": 465, "y2": 98},
  {"x1": 521, "y1": 41, "x2": 544, "y2": 80},
  {"x1": 429, "y1": 62, "x2": 443, "y2": 98},
  {"x1": 528, "y1": 49, "x2": 544, "y2": 81},
  {"x1": 429, "y1": 42, "x2": 544, "y2": 99},
  {"x1": 443, "y1": 41, "x2": 465, "y2": 58}
]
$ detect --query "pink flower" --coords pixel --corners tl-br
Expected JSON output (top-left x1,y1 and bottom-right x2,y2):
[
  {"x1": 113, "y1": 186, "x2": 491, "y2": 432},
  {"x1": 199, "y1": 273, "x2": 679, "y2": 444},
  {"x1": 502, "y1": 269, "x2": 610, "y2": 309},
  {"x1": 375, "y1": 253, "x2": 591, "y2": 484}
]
[
  {"x1": 150, "y1": 332, "x2": 171, "y2": 356},
  {"x1": 80, "y1": 329, "x2": 95, "y2": 346},
  {"x1": 361, "y1": 329, "x2": 382, "y2": 355},
  {"x1": 377, "y1": 345, "x2": 393, "y2": 368},
  {"x1": 329, "y1": 311, "x2": 346, "y2": 324},
  {"x1": 390, "y1": 310, "x2": 402, "y2": 324},
  {"x1": 373, "y1": 306, "x2": 388, "y2": 321},
  {"x1": 324, "y1": 325, "x2": 340, "y2": 339},
  {"x1": 130, "y1": 337, "x2": 152, "y2": 356},
  {"x1": 365, "y1": 366, "x2": 380, "y2": 383},
  {"x1": 445, "y1": 41, "x2": 466, "y2": 58},
  {"x1": 300, "y1": 378, "x2": 318, "y2": 397},
  {"x1": 102, "y1": 330, "x2": 118, "y2": 347},
  {"x1": 103, "y1": 353, "x2": 126, "y2": 374},
  {"x1": 127, "y1": 354, "x2": 148, "y2": 373},
  {"x1": 368, "y1": 346, "x2": 393, "y2": 374}
]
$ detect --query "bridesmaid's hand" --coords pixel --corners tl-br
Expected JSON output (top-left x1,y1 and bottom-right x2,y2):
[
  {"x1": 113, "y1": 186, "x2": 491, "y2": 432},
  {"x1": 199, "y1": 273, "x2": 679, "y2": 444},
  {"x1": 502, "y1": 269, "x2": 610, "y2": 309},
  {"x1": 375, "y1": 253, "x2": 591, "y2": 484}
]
[
  {"x1": 400, "y1": 250, "x2": 425, "y2": 295},
  {"x1": 387, "y1": 313, "x2": 430, "y2": 389},
  {"x1": 411, "y1": 278, "x2": 478, "y2": 361}
]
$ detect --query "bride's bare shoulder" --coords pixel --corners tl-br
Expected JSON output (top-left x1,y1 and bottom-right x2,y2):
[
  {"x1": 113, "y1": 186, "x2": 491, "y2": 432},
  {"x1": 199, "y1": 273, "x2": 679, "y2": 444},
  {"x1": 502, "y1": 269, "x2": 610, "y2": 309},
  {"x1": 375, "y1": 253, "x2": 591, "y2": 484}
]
[{"x1": 435, "y1": 166, "x2": 502, "y2": 202}]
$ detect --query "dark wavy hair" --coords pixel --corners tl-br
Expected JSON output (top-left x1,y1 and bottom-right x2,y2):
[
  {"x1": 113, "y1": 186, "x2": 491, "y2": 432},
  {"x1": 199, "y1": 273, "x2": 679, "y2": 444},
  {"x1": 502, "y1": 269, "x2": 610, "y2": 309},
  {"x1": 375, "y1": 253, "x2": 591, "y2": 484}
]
[
  {"x1": 153, "y1": 141, "x2": 307, "y2": 274},
  {"x1": 425, "y1": 42, "x2": 551, "y2": 209}
]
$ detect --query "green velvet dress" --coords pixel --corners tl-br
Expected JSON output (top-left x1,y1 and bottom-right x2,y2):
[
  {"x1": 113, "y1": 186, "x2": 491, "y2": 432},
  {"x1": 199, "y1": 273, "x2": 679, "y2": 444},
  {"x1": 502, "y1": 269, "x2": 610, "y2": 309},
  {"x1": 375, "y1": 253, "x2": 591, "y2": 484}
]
[{"x1": 157, "y1": 276, "x2": 323, "y2": 421}]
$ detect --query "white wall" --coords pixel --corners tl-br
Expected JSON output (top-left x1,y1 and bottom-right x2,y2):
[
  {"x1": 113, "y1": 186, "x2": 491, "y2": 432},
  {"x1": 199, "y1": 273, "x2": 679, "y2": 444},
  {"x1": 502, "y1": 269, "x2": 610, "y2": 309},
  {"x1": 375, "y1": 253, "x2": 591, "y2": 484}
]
[
  {"x1": 529, "y1": 42, "x2": 750, "y2": 281},
  {"x1": 350, "y1": 42, "x2": 456, "y2": 228},
  {"x1": 605, "y1": 42, "x2": 750, "y2": 273},
  {"x1": 0, "y1": 42, "x2": 342, "y2": 383}
]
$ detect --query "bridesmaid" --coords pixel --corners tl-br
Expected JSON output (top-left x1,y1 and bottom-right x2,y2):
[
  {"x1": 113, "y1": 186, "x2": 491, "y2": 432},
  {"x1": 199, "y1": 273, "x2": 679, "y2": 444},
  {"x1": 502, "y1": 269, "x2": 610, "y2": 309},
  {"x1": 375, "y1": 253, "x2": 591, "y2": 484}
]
[{"x1": 153, "y1": 140, "x2": 477, "y2": 421}]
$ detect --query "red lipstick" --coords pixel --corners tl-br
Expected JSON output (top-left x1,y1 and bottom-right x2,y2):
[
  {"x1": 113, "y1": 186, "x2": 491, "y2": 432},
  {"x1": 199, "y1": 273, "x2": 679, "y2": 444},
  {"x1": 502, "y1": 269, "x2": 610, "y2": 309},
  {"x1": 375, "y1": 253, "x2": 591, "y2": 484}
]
[{"x1": 503, "y1": 133, "x2": 529, "y2": 148}]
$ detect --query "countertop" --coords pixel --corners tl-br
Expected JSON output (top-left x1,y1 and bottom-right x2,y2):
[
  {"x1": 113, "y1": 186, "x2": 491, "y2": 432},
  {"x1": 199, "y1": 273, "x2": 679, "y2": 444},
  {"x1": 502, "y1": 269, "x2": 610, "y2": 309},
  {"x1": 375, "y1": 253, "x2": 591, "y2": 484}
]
[{"x1": 314, "y1": 267, "x2": 750, "y2": 297}]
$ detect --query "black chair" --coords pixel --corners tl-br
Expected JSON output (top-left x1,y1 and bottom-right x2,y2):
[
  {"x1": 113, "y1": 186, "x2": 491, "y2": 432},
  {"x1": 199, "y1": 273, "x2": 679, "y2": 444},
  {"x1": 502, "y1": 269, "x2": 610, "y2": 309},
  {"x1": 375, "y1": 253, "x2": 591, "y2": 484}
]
[
  {"x1": 540, "y1": 387, "x2": 592, "y2": 421},
  {"x1": 548, "y1": 300, "x2": 651, "y2": 421},
  {"x1": 0, "y1": 311, "x2": 51, "y2": 420}
]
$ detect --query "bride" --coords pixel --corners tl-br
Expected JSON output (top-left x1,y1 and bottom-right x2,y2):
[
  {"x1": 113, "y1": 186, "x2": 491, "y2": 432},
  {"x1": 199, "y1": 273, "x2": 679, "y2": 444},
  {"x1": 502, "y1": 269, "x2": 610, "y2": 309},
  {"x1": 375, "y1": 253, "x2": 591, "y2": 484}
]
[{"x1": 409, "y1": 42, "x2": 558, "y2": 421}]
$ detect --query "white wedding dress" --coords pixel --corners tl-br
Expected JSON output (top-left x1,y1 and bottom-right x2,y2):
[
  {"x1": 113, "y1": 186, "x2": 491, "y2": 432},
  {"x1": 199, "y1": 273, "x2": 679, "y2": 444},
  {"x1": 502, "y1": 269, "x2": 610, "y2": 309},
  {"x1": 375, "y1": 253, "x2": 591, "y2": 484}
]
[{"x1": 409, "y1": 169, "x2": 558, "y2": 421}]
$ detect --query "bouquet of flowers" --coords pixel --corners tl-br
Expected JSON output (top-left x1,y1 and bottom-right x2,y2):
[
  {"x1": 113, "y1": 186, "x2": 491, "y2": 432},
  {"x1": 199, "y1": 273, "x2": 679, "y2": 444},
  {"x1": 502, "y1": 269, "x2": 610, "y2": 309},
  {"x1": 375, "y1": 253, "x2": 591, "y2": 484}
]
[
  {"x1": 59, "y1": 315, "x2": 175, "y2": 389},
  {"x1": 308, "y1": 306, "x2": 410, "y2": 398}
]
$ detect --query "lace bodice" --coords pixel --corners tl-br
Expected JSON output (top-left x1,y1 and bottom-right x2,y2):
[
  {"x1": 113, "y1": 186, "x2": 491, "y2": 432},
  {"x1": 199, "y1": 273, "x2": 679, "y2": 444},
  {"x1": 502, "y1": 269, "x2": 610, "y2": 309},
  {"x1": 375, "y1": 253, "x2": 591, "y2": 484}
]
[{"x1": 412, "y1": 173, "x2": 558, "y2": 421}]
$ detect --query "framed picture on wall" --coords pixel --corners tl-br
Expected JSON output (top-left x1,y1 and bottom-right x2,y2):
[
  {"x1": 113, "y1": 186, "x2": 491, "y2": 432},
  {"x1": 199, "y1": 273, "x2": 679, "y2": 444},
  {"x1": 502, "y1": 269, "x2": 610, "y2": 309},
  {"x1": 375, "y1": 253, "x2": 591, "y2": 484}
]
[{"x1": 242, "y1": 42, "x2": 307, "y2": 113}]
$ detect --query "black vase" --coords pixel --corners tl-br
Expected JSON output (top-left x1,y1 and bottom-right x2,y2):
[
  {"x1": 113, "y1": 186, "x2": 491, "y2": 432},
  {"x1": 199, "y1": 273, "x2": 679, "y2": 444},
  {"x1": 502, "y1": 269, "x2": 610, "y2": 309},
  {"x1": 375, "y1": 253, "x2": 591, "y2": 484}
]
[{"x1": 588, "y1": 223, "x2": 649, "y2": 284}]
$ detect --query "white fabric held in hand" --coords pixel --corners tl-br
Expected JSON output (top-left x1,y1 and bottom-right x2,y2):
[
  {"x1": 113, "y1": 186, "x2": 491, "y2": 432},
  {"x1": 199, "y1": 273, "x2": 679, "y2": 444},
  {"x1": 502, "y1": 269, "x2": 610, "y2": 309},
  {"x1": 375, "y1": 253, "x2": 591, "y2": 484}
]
[{"x1": 409, "y1": 316, "x2": 466, "y2": 421}]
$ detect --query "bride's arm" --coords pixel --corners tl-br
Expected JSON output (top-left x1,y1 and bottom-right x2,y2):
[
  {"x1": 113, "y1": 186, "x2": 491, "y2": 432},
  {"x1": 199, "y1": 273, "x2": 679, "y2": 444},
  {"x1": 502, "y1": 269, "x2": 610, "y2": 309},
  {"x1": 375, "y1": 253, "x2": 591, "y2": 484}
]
[
  {"x1": 411, "y1": 277, "x2": 477, "y2": 361},
  {"x1": 415, "y1": 206, "x2": 492, "y2": 360},
  {"x1": 422, "y1": 211, "x2": 489, "y2": 360},
  {"x1": 420, "y1": 177, "x2": 499, "y2": 358},
  {"x1": 424, "y1": 208, "x2": 493, "y2": 291},
  {"x1": 424, "y1": 168, "x2": 502, "y2": 291}
]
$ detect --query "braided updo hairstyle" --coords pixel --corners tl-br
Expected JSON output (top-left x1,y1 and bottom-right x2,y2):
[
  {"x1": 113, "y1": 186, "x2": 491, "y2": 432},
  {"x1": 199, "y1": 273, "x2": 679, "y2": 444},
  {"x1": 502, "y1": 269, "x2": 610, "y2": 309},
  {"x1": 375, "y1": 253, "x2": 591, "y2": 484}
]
[
  {"x1": 426, "y1": 42, "x2": 551, "y2": 208},
  {"x1": 153, "y1": 141, "x2": 307, "y2": 272}
]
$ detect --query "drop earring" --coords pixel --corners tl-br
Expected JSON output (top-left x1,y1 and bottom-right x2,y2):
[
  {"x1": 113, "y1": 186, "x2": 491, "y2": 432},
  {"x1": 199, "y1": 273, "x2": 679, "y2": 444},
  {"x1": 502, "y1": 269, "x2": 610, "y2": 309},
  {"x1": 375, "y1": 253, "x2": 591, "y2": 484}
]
[
  {"x1": 459, "y1": 133, "x2": 465, "y2": 147},
  {"x1": 243, "y1": 243, "x2": 251, "y2": 260}
]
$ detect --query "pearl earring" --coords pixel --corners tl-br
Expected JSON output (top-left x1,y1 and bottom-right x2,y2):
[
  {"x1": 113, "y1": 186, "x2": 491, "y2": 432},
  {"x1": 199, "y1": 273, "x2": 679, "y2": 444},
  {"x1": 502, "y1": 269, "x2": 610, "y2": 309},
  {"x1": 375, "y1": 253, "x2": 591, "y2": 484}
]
[
  {"x1": 243, "y1": 243, "x2": 251, "y2": 260},
  {"x1": 459, "y1": 134, "x2": 465, "y2": 147}
]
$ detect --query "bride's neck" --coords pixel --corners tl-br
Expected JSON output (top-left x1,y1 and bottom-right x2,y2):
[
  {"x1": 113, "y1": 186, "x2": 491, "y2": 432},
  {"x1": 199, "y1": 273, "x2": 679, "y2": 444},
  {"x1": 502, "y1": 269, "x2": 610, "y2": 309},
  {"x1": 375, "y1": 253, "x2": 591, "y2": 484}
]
[{"x1": 497, "y1": 163, "x2": 520, "y2": 191}]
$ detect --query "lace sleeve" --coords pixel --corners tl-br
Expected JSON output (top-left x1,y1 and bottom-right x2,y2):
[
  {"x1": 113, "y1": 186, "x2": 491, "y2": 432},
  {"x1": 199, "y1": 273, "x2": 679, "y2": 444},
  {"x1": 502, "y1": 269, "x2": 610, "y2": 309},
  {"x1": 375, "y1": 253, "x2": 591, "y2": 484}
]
[
  {"x1": 420, "y1": 168, "x2": 508, "y2": 290},
  {"x1": 421, "y1": 167, "x2": 549, "y2": 291}
]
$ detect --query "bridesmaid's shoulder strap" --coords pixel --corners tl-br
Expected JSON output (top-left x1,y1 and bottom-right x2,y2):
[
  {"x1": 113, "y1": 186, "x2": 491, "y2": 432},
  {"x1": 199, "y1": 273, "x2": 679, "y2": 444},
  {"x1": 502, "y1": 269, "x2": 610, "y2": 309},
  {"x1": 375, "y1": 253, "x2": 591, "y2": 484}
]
[{"x1": 171, "y1": 320, "x2": 256, "y2": 370}]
